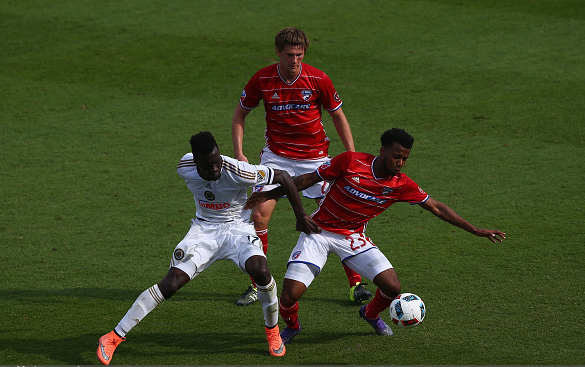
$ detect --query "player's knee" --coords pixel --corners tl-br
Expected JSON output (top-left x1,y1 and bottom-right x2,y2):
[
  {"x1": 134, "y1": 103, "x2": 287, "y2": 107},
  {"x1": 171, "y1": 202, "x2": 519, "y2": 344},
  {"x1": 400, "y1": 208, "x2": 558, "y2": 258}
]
[
  {"x1": 374, "y1": 270, "x2": 401, "y2": 298},
  {"x1": 280, "y1": 278, "x2": 307, "y2": 307},
  {"x1": 245, "y1": 256, "x2": 271, "y2": 285},
  {"x1": 158, "y1": 268, "x2": 190, "y2": 299}
]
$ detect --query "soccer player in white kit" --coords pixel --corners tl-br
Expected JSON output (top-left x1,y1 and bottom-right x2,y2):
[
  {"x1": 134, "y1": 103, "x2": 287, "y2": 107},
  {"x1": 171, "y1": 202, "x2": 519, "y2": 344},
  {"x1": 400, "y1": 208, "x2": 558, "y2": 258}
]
[
  {"x1": 96, "y1": 131, "x2": 319, "y2": 364},
  {"x1": 245, "y1": 128, "x2": 506, "y2": 344}
]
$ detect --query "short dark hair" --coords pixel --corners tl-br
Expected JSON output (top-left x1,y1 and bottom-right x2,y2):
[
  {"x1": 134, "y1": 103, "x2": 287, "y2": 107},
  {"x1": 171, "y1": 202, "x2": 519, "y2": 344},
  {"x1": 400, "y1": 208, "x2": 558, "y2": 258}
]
[
  {"x1": 380, "y1": 128, "x2": 415, "y2": 149},
  {"x1": 189, "y1": 131, "x2": 218, "y2": 159},
  {"x1": 275, "y1": 27, "x2": 309, "y2": 52}
]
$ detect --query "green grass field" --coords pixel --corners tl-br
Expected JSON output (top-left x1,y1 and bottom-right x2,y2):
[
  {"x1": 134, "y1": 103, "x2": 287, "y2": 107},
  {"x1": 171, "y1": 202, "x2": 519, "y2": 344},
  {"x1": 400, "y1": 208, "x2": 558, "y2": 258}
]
[{"x1": 1, "y1": 0, "x2": 584, "y2": 364}]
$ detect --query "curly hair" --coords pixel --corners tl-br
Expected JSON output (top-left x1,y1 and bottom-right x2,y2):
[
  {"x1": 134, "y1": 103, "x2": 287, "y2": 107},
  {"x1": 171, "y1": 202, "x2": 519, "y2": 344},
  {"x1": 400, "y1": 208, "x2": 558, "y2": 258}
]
[
  {"x1": 189, "y1": 131, "x2": 218, "y2": 159},
  {"x1": 380, "y1": 128, "x2": 415, "y2": 149}
]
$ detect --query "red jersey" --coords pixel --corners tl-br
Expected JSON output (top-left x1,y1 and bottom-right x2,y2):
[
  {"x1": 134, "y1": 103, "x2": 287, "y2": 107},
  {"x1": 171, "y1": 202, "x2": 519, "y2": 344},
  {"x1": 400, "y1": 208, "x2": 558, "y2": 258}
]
[
  {"x1": 313, "y1": 151, "x2": 429, "y2": 235},
  {"x1": 239, "y1": 63, "x2": 343, "y2": 160}
]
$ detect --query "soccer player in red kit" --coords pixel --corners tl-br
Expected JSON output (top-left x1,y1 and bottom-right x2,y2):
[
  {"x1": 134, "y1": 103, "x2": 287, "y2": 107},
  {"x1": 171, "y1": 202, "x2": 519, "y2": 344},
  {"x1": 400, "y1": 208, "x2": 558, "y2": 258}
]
[
  {"x1": 232, "y1": 27, "x2": 371, "y2": 305},
  {"x1": 245, "y1": 128, "x2": 506, "y2": 343}
]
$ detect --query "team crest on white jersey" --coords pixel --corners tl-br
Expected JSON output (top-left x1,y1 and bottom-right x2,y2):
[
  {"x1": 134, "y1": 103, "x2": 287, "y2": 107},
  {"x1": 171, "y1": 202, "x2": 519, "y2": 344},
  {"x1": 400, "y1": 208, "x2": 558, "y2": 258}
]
[
  {"x1": 292, "y1": 250, "x2": 302, "y2": 260},
  {"x1": 257, "y1": 170, "x2": 267, "y2": 180},
  {"x1": 204, "y1": 191, "x2": 215, "y2": 201},
  {"x1": 301, "y1": 90, "x2": 312, "y2": 101},
  {"x1": 271, "y1": 93, "x2": 279, "y2": 100}
]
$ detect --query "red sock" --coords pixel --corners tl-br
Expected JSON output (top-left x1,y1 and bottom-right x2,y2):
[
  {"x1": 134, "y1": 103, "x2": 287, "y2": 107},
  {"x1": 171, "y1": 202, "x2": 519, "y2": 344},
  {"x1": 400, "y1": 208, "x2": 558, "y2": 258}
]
[
  {"x1": 249, "y1": 228, "x2": 269, "y2": 287},
  {"x1": 256, "y1": 228, "x2": 268, "y2": 254},
  {"x1": 279, "y1": 301, "x2": 300, "y2": 329},
  {"x1": 343, "y1": 264, "x2": 362, "y2": 287},
  {"x1": 364, "y1": 288, "x2": 393, "y2": 319}
]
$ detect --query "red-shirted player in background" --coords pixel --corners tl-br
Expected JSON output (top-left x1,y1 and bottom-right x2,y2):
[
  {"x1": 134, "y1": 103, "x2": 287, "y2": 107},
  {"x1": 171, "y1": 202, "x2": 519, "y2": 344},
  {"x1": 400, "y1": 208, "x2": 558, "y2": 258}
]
[
  {"x1": 232, "y1": 27, "x2": 372, "y2": 305},
  {"x1": 245, "y1": 128, "x2": 506, "y2": 343}
]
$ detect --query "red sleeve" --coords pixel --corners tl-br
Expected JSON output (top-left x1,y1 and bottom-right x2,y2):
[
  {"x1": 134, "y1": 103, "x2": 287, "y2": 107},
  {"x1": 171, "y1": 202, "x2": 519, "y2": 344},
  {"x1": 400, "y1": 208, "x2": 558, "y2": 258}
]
[
  {"x1": 317, "y1": 71, "x2": 343, "y2": 111},
  {"x1": 239, "y1": 71, "x2": 262, "y2": 110},
  {"x1": 397, "y1": 176, "x2": 429, "y2": 204},
  {"x1": 317, "y1": 151, "x2": 352, "y2": 181}
]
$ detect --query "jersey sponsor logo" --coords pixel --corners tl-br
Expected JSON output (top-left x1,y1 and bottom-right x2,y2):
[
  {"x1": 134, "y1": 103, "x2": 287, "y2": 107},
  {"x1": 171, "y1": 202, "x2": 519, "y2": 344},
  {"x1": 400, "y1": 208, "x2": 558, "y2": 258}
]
[
  {"x1": 271, "y1": 103, "x2": 310, "y2": 111},
  {"x1": 343, "y1": 185, "x2": 387, "y2": 204},
  {"x1": 301, "y1": 89, "x2": 312, "y2": 101},
  {"x1": 204, "y1": 191, "x2": 215, "y2": 200},
  {"x1": 198, "y1": 200, "x2": 231, "y2": 210}
]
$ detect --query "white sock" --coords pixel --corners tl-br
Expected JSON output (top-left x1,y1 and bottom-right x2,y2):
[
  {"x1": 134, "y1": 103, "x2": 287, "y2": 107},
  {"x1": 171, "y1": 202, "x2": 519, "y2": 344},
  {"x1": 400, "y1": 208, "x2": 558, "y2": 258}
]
[
  {"x1": 256, "y1": 277, "x2": 279, "y2": 328},
  {"x1": 114, "y1": 284, "x2": 165, "y2": 337}
]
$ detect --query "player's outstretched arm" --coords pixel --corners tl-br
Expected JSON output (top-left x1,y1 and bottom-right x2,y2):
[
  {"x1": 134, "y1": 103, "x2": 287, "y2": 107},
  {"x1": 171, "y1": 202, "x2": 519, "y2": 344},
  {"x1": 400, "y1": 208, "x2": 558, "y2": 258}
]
[
  {"x1": 418, "y1": 197, "x2": 506, "y2": 243},
  {"x1": 271, "y1": 169, "x2": 321, "y2": 234},
  {"x1": 245, "y1": 171, "x2": 322, "y2": 209}
]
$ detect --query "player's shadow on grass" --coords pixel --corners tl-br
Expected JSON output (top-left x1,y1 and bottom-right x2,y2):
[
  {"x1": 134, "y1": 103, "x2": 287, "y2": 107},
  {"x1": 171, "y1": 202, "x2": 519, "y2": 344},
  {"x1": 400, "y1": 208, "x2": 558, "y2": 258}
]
[
  {"x1": 1, "y1": 331, "x2": 271, "y2": 364},
  {"x1": 4, "y1": 288, "x2": 376, "y2": 364},
  {"x1": 6, "y1": 287, "x2": 242, "y2": 303}
]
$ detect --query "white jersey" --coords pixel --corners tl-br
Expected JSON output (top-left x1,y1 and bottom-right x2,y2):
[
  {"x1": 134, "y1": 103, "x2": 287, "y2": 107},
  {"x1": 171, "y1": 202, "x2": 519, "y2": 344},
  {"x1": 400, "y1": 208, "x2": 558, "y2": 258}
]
[{"x1": 177, "y1": 153, "x2": 275, "y2": 223}]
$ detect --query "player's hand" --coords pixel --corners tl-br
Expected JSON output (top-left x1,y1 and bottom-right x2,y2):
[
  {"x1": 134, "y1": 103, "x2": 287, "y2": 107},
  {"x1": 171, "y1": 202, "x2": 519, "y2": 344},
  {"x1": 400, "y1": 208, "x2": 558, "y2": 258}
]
[
  {"x1": 296, "y1": 214, "x2": 321, "y2": 234},
  {"x1": 235, "y1": 153, "x2": 249, "y2": 163},
  {"x1": 245, "y1": 192, "x2": 269, "y2": 209},
  {"x1": 476, "y1": 229, "x2": 506, "y2": 243}
]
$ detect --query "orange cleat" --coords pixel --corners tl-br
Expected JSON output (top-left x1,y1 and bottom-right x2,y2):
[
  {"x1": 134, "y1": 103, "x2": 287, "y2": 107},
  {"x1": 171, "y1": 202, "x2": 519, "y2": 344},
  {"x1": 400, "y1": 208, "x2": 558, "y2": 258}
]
[
  {"x1": 97, "y1": 330, "x2": 125, "y2": 365},
  {"x1": 265, "y1": 325, "x2": 286, "y2": 357}
]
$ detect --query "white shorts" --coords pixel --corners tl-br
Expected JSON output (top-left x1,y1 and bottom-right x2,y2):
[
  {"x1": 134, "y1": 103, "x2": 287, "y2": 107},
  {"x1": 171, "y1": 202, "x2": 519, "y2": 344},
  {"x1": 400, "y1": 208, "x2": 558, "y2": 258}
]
[
  {"x1": 285, "y1": 230, "x2": 393, "y2": 287},
  {"x1": 252, "y1": 147, "x2": 329, "y2": 199},
  {"x1": 170, "y1": 219, "x2": 265, "y2": 279}
]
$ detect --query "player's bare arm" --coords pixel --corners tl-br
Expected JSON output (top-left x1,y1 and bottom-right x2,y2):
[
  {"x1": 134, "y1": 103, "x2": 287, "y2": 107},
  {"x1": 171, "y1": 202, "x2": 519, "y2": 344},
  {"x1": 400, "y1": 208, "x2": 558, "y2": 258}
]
[
  {"x1": 232, "y1": 104, "x2": 252, "y2": 163},
  {"x1": 272, "y1": 169, "x2": 321, "y2": 234},
  {"x1": 245, "y1": 171, "x2": 322, "y2": 209},
  {"x1": 418, "y1": 197, "x2": 506, "y2": 243},
  {"x1": 328, "y1": 107, "x2": 355, "y2": 152}
]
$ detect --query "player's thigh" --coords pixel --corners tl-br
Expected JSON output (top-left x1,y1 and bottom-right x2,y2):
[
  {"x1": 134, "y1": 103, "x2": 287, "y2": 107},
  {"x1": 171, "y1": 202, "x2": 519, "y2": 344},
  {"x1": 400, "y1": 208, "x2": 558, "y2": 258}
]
[
  {"x1": 170, "y1": 220, "x2": 219, "y2": 279},
  {"x1": 285, "y1": 233, "x2": 330, "y2": 287},
  {"x1": 228, "y1": 223, "x2": 266, "y2": 272},
  {"x1": 343, "y1": 246, "x2": 393, "y2": 283}
]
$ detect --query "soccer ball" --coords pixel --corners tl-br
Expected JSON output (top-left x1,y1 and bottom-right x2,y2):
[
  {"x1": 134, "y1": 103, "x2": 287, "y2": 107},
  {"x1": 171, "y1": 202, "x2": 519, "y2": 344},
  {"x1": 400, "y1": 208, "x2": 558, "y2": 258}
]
[{"x1": 389, "y1": 293, "x2": 426, "y2": 327}]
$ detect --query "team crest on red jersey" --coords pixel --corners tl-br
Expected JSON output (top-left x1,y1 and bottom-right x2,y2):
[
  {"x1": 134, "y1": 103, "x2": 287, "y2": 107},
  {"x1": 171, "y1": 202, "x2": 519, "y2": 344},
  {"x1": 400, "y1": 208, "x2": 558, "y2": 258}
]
[
  {"x1": 301, "y1": 90, "x2": 312, "y2": 101},
  {"x1": 383, "y1": 187, "x2": 394, "y2": 195}
]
